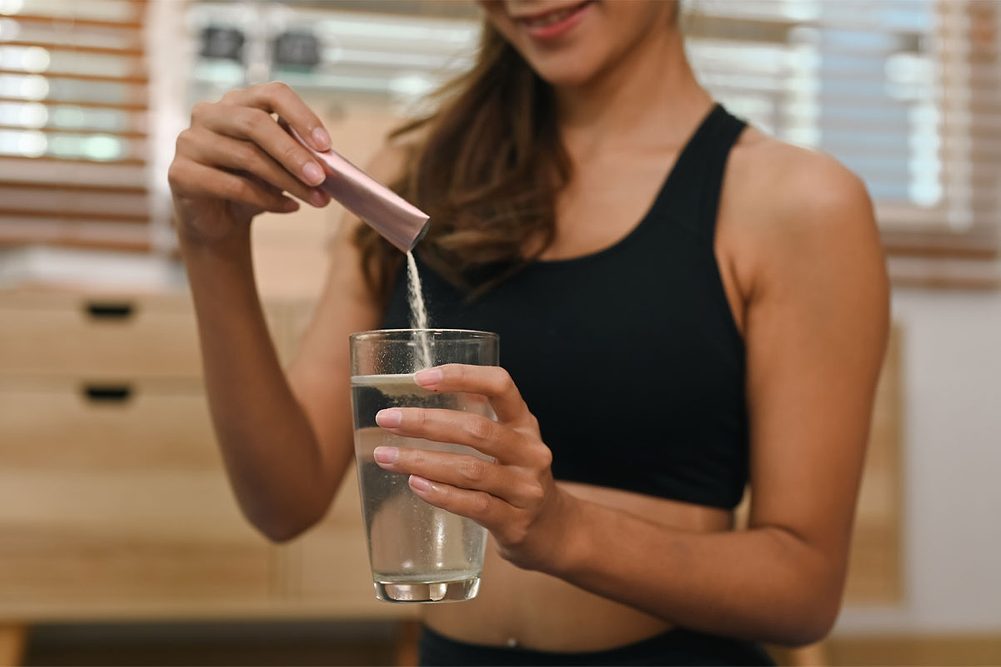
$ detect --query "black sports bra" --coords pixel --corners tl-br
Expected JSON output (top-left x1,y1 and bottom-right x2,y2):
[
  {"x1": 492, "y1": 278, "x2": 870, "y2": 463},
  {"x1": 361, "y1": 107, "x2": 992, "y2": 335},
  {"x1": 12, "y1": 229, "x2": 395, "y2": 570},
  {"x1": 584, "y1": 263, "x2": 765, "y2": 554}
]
[{"x1": 382, "y1": 104, "x2": 749, "y2": 509}]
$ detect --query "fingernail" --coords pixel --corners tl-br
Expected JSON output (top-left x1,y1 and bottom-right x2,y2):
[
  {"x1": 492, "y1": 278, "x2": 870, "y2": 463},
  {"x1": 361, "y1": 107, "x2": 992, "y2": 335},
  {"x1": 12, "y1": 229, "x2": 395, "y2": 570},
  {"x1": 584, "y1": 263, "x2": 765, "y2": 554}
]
[
  {"x1": 302, "y1": 161, "x2": 324, "y2": 185},
  {"x1": 312, "y1": 126, "x2": 331, "y2": 151},
  {"x1": 309, "y1": 189, "x2": 327, "y2": 207},
  {"x1": 373, "y1": 446, "x2": 398, "y2": 464},
  {"x1": 376, "y1": 408, "x2": 402, "y2": 428},
  {"x1": 282, "y1": 199, "x2": 300, "y2": 212},
  {"x1": 414, "y1": 368, "x2": 443, "y2": 386},
  {"x1": 409, "y1": 475, "x2": 432, "y2": 493}
]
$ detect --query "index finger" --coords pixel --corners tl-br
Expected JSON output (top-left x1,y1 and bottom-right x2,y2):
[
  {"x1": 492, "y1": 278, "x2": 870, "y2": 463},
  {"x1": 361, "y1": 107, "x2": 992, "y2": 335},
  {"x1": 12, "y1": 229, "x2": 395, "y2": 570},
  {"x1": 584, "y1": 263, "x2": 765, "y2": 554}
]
[
  {"x1": 227, "y1": 81, "x2": 331, "y2": 152},
  {"x1": 414, "y1": 364, "x2": 530, "y2": 425}
]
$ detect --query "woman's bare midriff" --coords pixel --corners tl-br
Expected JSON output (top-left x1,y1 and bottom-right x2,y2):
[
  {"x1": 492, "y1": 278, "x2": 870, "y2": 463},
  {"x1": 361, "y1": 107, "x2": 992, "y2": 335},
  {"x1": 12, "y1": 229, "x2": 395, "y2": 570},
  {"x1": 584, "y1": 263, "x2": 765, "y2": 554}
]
[{"x1": 421, "y1": 481, "x2": 733, "y2": 653}]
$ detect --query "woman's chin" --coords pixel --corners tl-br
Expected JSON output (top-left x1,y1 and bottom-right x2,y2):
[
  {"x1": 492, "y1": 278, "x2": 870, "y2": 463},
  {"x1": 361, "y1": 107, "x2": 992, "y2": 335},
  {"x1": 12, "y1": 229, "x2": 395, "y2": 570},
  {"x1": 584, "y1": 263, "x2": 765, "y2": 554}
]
[{"x1": 531, "y1": 61, "x2": 599, "y2": 89}]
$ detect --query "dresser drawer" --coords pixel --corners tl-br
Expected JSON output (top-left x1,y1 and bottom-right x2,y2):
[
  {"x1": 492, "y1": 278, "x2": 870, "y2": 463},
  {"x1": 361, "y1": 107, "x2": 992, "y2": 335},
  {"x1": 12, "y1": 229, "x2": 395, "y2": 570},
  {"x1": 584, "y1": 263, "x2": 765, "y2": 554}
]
[
  {"x1": 0, "y1": 291, "x2": 202, "y2": 379},
  {"x1": 0, "y1": 378, "x2": 219, "y2": 470},
  {"x1": 0, "y1": 472, "x2": 272, "y2": 615},
  {"x1": 0, "y1": 377, "x2": 273, "y2": 617}
]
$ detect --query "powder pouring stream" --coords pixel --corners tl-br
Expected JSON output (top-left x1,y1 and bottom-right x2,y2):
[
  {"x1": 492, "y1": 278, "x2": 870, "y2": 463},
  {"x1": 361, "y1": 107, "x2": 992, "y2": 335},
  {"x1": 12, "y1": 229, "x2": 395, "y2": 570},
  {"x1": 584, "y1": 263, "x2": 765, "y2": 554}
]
[{"x1": 405, "y1": 251, "x2": 433, "y2": 370}]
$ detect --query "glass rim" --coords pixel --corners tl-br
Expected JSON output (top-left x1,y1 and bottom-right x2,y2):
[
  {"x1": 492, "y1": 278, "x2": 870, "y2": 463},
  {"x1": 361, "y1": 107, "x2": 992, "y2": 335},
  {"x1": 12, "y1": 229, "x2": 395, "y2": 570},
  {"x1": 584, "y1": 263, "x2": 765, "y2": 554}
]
[{"x1": 349, "y1": 328, "x2": 498, "y2": 342}]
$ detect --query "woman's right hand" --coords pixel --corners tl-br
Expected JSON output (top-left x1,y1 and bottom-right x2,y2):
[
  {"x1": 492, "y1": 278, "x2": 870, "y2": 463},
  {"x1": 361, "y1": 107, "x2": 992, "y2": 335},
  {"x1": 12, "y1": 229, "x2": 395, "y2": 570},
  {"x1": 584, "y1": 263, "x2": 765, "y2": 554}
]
[{"x1": 168, "y1": 81, "x2": 333, "y2": 245}]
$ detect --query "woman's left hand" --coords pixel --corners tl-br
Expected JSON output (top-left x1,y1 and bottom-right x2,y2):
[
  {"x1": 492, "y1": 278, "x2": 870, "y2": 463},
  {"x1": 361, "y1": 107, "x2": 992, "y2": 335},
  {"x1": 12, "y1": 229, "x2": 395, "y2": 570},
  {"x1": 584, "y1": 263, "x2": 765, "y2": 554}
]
[{"x1": 372, "y1": 363, "x2": 577, "y2": 572}]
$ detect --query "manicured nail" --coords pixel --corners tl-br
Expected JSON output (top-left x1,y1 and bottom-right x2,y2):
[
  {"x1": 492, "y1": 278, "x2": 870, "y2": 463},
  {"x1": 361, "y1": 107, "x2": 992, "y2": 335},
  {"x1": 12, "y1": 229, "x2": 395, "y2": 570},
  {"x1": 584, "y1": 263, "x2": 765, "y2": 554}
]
[
  {"x1": 373, "y1": 446, "x2": 398, "y2": 464},
  {"x1": 409, "y1": 475, "x2": 432, "y2": 493},
  {"x1": 302, "y1": 161, "x2": 324, "y2": 185},
  {"x1": 376, "y1": 408, "x2": 402, "y2": 428},
  {"x1": 414, "y1": 368, "x2": 443, "y2": 386},
  {"x1": 312, "y1": 126, "x2": 331, "y2": 151},
  {"x1": 309, "y1": 189, "x2": 327, "y2": 207}
]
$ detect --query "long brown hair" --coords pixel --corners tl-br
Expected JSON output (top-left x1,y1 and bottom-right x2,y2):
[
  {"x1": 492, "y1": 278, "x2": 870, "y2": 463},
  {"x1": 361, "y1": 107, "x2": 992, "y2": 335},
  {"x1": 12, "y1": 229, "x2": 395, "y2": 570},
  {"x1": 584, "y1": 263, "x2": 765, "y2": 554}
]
[{"x1": 355, "y1": 20, "x2": 572, "y2": 301}]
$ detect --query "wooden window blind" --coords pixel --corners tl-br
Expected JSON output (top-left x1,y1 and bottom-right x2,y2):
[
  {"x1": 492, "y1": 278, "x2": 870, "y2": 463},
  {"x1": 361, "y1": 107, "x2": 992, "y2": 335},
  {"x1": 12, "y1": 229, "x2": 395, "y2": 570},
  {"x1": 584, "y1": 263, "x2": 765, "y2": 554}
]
[
  {"x1": 685, "y1": 0, "x2": 1001, "y2": 285},
  {"x1": 0, "y1": 0, "x2": 152, "y2": 253}
]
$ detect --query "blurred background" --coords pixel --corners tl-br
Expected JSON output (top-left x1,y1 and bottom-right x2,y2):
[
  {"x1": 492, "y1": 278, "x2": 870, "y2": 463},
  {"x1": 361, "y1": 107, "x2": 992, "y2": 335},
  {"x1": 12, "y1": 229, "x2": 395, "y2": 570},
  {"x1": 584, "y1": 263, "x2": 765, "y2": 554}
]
[{"x1": 0, "y1": 0, "x2": 999, "y2": 665}]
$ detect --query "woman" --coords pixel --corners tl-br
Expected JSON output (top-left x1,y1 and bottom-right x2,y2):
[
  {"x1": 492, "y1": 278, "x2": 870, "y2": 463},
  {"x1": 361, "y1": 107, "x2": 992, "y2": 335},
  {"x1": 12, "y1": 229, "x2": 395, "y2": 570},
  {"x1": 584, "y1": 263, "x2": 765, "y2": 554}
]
[{"x1": 168, "y1": 1, "x2": 888, "y2": 664}]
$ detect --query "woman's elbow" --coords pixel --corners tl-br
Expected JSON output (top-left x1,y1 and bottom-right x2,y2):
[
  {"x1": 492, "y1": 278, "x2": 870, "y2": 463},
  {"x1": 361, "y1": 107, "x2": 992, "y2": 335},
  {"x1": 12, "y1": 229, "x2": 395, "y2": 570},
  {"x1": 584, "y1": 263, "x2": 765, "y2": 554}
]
[
  {"x1": 770, "y1": 591, "x2": 842, "y2": 647},
  {"x1": 242, "y1": 504, "x2": 322, "y2": 543},
  {"x1": 255, "y1": 519, "x2": 309, "y2": 543}
]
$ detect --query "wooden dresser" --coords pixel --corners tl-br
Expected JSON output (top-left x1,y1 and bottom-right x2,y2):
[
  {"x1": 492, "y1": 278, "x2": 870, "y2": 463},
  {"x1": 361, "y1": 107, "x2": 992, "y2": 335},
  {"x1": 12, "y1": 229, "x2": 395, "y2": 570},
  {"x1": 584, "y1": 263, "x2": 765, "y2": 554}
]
[{"x1": 0, "y1": 288, "x2": 415, "y2": 663}]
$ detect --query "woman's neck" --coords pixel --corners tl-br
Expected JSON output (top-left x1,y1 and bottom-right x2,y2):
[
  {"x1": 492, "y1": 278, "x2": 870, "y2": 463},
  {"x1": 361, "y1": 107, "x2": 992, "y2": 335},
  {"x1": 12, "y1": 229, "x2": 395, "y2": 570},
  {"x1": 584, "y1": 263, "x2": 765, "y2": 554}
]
[{"x1": 555, "y1": 28, "x2": 712, "y2": 155}]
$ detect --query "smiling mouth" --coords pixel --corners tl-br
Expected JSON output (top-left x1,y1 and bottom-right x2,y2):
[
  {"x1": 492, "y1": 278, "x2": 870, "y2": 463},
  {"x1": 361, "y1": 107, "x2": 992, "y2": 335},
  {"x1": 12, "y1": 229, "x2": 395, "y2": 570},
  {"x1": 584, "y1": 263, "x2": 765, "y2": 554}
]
[{"x1": 514, "y1": 0, "x2": 593, "y2": 29}]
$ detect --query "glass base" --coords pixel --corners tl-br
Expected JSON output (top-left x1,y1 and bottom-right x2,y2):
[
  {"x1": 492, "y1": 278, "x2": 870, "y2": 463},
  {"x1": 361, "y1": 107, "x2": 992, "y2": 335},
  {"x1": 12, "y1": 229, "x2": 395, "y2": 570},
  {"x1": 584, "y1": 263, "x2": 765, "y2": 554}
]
[{"x1": 374, "y1": 576, "x2": 480, "y2": 603}]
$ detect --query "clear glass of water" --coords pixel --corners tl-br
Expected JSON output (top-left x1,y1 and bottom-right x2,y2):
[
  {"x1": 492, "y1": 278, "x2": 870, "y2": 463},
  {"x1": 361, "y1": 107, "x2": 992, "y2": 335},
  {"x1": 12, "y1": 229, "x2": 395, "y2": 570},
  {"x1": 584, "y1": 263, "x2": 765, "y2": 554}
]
[{"x1": 349, "y1": 329, "x2": 499, "y2": 603}]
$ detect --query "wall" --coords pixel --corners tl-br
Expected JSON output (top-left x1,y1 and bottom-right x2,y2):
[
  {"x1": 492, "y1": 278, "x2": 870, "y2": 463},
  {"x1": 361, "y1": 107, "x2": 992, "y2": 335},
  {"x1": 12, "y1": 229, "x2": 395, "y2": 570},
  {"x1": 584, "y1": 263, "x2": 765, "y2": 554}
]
[{"x1": 838, "y1": 286, "x2": 1001, "y2": 634}]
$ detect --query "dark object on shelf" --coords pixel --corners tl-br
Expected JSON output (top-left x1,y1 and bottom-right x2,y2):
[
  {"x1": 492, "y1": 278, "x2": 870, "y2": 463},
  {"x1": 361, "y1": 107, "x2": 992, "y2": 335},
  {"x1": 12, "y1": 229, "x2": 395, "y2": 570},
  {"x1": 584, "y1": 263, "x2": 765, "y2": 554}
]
[
  {"x1": 273, "y1": 30, "x2": 322, "y2": 69},
  {"x1": 200, "y1": 25, "x2": 245, "y2": 62}
]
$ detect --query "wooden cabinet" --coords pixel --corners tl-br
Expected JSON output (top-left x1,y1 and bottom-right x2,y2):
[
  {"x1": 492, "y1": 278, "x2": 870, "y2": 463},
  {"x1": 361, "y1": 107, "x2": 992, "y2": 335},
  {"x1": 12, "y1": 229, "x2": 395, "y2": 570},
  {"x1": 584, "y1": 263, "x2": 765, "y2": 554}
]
[
  {"x1": 0, "y1": 292, "x2": 202, "y2": 379},
  {"x1": 0, "y1": 289, "x2": 411, "y2": 627}
]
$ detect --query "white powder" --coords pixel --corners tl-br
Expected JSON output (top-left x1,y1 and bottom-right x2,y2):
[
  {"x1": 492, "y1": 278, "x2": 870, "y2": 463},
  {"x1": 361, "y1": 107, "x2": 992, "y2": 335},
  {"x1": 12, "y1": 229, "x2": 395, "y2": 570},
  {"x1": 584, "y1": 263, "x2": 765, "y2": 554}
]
[
  {"x1": 406, "y1": 251, "x2": 429, "y2": 331},
  {"x1": 351, "y1": 373, "x2": 432, "y2": 398},
  {"x1": 406, "y1": 251, "x2": 433, "y2": 369}
]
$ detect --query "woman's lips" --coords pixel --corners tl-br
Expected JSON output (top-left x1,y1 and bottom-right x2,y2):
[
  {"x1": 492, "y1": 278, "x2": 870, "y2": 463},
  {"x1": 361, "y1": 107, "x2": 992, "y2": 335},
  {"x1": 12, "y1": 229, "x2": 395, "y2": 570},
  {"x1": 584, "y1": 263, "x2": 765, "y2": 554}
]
[{"x1": 516, "y1": 1, "x2": 593, "y2": 41}]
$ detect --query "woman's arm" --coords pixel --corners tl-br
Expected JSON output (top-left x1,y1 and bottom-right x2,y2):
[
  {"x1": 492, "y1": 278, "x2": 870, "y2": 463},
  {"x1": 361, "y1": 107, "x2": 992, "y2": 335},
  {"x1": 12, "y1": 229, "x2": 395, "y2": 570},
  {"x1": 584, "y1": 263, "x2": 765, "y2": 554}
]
[
  {"x1": 169, "y1": 82, "x2": 390, "y2": 541},
  {"x1": 180, "y1": 219, "x2": 383, "y2": 542},
  {"x1": 553, "y1": 153, "x2": 889, "y2": 644},
  {"x1": 179, "y1": 226, "x2": 334, "y2": 542},
  {"x1": 371, "y1": 151, "x2": 889, "y2": 645}
]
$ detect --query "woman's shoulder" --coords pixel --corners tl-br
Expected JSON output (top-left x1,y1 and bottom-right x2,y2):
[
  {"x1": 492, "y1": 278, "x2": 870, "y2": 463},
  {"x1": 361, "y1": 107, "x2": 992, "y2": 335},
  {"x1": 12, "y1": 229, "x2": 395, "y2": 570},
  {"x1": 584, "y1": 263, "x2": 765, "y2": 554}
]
[
  {"x1": 720, "y1": 126, "x2": 883, "y2": 295},
  {"x1": 722, "y1": 126, "x2": 877, "y2": 268},
  {"x1": 729, "y1": 126, "x2": 872, "y2": 229}
]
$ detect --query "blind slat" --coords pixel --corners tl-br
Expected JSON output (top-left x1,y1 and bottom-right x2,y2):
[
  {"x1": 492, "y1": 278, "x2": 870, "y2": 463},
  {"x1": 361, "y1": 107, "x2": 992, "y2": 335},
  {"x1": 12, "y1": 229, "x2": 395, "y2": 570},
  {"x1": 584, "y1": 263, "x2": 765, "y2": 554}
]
[
  {"x1": 0, "y1": 123, "x2": 147, "y2": 139},
  {"x1": 4, "y1": 179, "x2": 145, "y2": 194},
  {"x1": 0, "y1": 0, "x2": 141, "y2": 23},
  {"x1": 0, "y1": 41, "x2": 143, "y2": 58},
  {"x1": 0, "y1": 69, "x2": 148, "y2": 85},
  {"x1": 0, "y1": 157, "x2": 147, "y2": 187},
  {"x1": 0, "y1": 220, "x2": 152, "y2": 253},
  {"x1": 10, "y1": 13, "x2": 143, "y2": 30},
  {"x1": 0, "y1": 96, "x2": 147, "y2": 112},
  {"x1": 0, "y1": 206, "x2": 148, "y2": 224}
]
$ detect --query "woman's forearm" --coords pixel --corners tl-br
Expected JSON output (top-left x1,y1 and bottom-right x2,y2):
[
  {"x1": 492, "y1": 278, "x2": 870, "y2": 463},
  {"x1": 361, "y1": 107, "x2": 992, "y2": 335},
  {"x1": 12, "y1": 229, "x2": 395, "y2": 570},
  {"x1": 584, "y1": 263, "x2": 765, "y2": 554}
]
[
  {"x1": 368, "y1": 367, "x2": 845, "y2": 645},
  {"x1": 551, "y1": 495, "x2": 842, "y2": 646},
  {"x1": 181, "y1": 229, "x2": 337, "y2": 540}
]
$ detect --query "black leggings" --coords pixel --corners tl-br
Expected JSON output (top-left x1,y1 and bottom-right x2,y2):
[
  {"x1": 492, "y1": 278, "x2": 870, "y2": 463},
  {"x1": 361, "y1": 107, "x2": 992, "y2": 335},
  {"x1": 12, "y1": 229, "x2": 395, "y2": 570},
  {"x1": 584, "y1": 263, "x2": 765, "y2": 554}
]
[{"x1": 419, "y1": 625, "x2": 776, "y2": 666}]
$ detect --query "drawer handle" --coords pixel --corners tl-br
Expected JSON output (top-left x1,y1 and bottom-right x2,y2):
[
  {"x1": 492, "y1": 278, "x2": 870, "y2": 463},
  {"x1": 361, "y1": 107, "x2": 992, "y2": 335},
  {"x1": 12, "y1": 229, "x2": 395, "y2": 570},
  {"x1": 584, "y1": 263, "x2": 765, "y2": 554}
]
[
  {"x1": 82, "y1": 384, "x2": 134, "y2": 403},
  {"x1": 85, "y1": 301, "x2": 135, "y2": 320}
]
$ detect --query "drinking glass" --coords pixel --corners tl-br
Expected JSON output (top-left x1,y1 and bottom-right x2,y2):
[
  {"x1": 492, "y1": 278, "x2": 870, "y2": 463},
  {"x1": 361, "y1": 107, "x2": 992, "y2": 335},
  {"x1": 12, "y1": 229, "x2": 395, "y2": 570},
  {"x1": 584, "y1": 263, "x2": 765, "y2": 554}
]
[{"x1": 349, "y1": 329, "x2": 499, "y2": 603}]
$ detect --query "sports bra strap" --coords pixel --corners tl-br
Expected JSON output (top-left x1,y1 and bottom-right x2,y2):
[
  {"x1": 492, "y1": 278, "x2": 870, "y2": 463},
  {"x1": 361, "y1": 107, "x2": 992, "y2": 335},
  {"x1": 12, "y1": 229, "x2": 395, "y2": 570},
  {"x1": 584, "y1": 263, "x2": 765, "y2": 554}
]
[{"x1": 658, "y1": 104, "x2": 747, "y2": 245}]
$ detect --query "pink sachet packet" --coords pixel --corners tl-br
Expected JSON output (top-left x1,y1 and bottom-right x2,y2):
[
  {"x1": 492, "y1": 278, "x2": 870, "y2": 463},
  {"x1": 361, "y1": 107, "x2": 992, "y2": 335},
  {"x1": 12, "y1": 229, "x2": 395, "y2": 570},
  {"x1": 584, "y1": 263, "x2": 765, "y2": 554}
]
[{"x1": 288, "y1": 125, "x2": 430, "y2": 253}]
